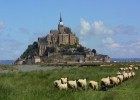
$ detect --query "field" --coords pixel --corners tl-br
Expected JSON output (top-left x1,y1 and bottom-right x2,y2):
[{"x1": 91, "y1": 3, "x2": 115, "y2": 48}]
[{"x1": 0, "y1": 64, "x2": 140, "y2": 100}]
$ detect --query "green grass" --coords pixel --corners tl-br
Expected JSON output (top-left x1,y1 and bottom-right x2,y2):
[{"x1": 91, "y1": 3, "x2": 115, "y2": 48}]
[
  {"x1": 0, "y1": 65, "x2": 17, "y2": 71},
  {"x1": 0, "y1": 65, "x2": 140, "y2": 100}
]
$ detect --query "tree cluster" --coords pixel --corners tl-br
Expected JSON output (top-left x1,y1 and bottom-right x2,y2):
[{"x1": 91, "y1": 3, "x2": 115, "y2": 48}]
[
  {"x1": 44, "y1": 47, "x2": 56, "y2": 56},
  {"x1": 20, "y1": 42, "x2": 39, "y2": 59}
]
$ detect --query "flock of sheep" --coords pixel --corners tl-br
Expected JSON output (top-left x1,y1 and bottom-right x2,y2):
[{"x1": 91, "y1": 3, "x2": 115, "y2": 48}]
[{"x1": 53, "y1": 65, "x2": 139, "y2": 91}]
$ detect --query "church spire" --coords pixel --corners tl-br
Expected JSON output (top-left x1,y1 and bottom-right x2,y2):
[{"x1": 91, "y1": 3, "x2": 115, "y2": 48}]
[
  {"x1": 59, "y1": 12, "x2": 62, "y2": 22},
  {"x1": 58, "y1": 12, "x2": 64, "y2": 34}
]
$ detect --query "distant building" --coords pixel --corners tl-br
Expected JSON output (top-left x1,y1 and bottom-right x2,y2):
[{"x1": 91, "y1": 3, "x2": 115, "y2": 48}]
[
  {"x1": 14, "y1": 14, "x2": 112, "y2": 65},
  {"x1": 14, "y1": 58, "x2": 25, "y2": 65},
  {"x1": 38, "y1": 14, "x2": 79, "y2": 56},
  {"x1": 32, "y1": 56, "x2": 41, "y2": 64}
]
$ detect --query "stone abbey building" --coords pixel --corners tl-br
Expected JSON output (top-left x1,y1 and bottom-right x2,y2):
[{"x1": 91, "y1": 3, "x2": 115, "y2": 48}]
[
  {"x1": 14, "y1": 14, "x2": 112, "y2": 65},
  {"x1": 38, "y1": 15, "x2": 79, "y2": 56}
]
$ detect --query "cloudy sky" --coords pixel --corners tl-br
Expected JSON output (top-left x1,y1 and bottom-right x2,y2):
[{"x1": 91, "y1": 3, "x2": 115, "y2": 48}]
[{"x1": 0, "y1": 0, "x2": 140, "y2": 60}]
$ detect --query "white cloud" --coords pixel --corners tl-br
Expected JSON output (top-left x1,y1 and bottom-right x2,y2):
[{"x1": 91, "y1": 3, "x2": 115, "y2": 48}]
[
  {"x1": 113, "y1": 25, "x2": 138, "y2": 35},
  {"x1": 101, "y1": 38, "x2": 140, "y2": 57},
  {"x1": 102, "y1": 37, "x2": 114, "y2": 44},
  {"x1": 80, "y1": 19, "x2": 113, "y2": 35},
  {"x1": 130, "y1": 41, "x2": 140, "y2": 47},
  {"x1": 102, "y1": 37, "x2": 121, "y2": 49},
  {"x1": 80, "y1": 18, "x2": 138, "y2": 36},
  {"x1": 92, "y1": 21, "x2": 113, "y2": 35},
  {"x1": 80, "y1": 18, "x2": 91, "y2": 35},
  {"x1": 128, "y1": 50, "x2": 135, "y2": 53}
]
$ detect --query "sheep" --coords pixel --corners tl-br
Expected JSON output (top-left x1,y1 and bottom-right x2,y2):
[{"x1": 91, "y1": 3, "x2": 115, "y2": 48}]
[
  {"x1": 122, "y1": 71, "x2": 129, "y2": 80},
  {"x1": 130, "y1": 65, "x2": 134, "y2": 67},
  {"x1": 128, "y1": 67, "x2": 133, "y2": 71},
  {"x1": 134, "y1": 67, "x2": 138, "y2": 70},
  {"x1": 117, "y1": 74, "x2": 124, "y2": 83},
  {"x1": 124, "y1": 67, "x2": 129, "y2": 71},
  {"x1": 54, "y1": 79, "x2": 61, "y2": 87},
  {"x1": 131, "y1": 71, "x2": 135, "y2": 77},
  {"x1": 110, "y1": 76, "x2": 120, "y2": 87},
  {"x1": 57, "y1": 83, "x2": 68, "y2": 90},
  {"x1": 116, "y1": 71, "x2": 121, "y2": 75},
  {"x1": 127, "y1": 72, "x2": 132, "y2": 78},
  {"x1": 100, "y1": 76, "x2": 111, "y2": 90},
  {"x1": 119, "y1": 68, "x2": 124, "y2": 71},
  {"x1": 67, "y1": 80, "x2": 77, "y2": 90},
  {"x1": 77, "y1": 78, "x2": 87, "y2": 90},
  {"x1": 61, "y1": 78, "x2": 67, "y2": 84},
  {"x1": 89, "y1": 81, "x2": 99, "y2": 90}
]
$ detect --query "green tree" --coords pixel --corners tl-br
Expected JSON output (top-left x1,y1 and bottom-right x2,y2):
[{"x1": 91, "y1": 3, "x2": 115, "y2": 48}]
[
  {"x1": 92, "y1": 49, "x2": 96, "y2": 54},
  {"x1": 20, "y1": 41, "x2": 39, "y2": 58},
  {"x1": 77, "y1": 46, "x2": 85, "y2": 52},
  {"x1": 44, "y1": 47, "x2": 56, "y2": 56}
]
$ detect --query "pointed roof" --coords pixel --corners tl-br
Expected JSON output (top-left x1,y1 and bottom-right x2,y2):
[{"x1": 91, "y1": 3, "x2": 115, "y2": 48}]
[
  {"x1": 59, "y1": 12, "x2": 62, "y2": 22},
  {"x1": 59, "y1": 12, "x2": 64, "y2": 26}
]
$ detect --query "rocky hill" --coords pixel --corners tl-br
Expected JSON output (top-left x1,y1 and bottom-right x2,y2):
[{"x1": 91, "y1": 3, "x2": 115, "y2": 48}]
[{"x1": 15, "y1": 15, "x2": 111, "y2": 65}]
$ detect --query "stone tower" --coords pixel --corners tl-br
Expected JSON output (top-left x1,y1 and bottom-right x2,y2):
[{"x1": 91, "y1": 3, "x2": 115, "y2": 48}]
[
  {"x1": 58, "y1": 13, "x2": 64, "y2": 34},
  {"x1": 38, "y1": 14, "x2": 79, "y2": 56}
]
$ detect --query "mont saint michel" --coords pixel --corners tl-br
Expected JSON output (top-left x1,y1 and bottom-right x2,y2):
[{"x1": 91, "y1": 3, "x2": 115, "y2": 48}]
[
  {"x1": 0, "y1": 1, "x2": 140, "y2": 100},
  {"x1": 15, "y1": 15, "x2": 111, "y2": 65}
]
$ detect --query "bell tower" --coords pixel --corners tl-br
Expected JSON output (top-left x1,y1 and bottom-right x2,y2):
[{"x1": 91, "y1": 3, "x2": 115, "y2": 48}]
[{"x1": 58, "y1": 13, "x2": 64, "y2": 34}]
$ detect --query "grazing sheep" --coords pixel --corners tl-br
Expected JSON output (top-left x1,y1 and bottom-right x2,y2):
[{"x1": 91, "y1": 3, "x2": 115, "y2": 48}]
[
  {"x1": 89, "y1": 81, "x2": 99, "y2": 90},
  {"x1": 124, "y1": 67, "x2": 129, "y2": 71},
  {"x1": 134, "y1": 67, "x2": 138, "y2": 70},
  {"x1": 54, "y1": 79, "x2": 61, "y2": 87},
  {"x1": 119, "y1": 68, "x2": 124, "y2": 71},
  {"x1": 57, "y1": 83, "x2": 68, "y2": 90},
  {"x1": 61, "y1": 78, "x2": 67, "y2": 84},
  {"x1": 100, "y1": 76, "x2": 111, "y2": 90},
  {"x1": 117, "y1": 74, "x2": 124, "y2": 83},
  {"x1": 131, "y1": 71, "x2": 135, "y2": 77},
  {"x1": 128, "y1": 67, "x2": 133, "y2": 71},
  {"x1": 77, "y1": 79, "x2": 87, "y2": 90},
  {"x1": 130, "y1": 65, "x2": 134, "y2": 67},
  {"x1": 67, "y1": 80, "x2": 77, "y2": 90},
  {"x1": 110, "y1": 76, "x2": 120, "y2": 87},
  {"x1": 127, "y1": 72, "x2": 132, "y2": 78},
  {"x1": 116, "y1": 71, "x2": 121, "y2": 75},
  {"x1": 122, "y1": 71, "x2": 129, "y2": 80}
]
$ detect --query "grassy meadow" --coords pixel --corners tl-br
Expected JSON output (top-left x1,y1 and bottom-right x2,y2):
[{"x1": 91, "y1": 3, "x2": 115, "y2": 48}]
[{"x1": 0, "y1": 64, "x2": 140, "y2": 100}]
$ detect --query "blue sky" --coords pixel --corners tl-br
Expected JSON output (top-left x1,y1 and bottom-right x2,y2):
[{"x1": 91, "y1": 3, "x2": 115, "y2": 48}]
[{"x1": 0, "y1": 0, "x2": 140, "y2": 60}]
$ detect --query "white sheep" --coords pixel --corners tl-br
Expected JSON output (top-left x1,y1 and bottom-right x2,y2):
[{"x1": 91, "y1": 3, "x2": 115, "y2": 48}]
[
  {"x1": 128, "y1": 67, "x2": 133, "y2": 71},
  {"x1": 77, "y1": 78, "x2": 87, "y2": 90},
  {"x1": 127, "y1": 72, "x2": 132, "y2": 78},
  {"x1": 122, "y1": 71, "x2": 129, "y2": 80},
  {"x1": 57, "y1": 83, "x2": 68, "y2": 90},
  {"x1": 116, "y1": 71, "x2": 121, "y2": 75},
  {"x1": 134, "y1": 67, "x2": 138, "y2": 70},
  {"x1": 119, "y1": 68, "x2": 124, "y2": 71},
  {"x1": 67, "y1": 80, "x2": 77, "y2": 90},
  {"x1": 89, "y1": 81, "x2": 99, "y2": 90},
  {"x1": 131, "y1": 71, "x2": 135, "y2": 77},
  {"x1": 100, "y1": 76, "x2": 111, "y2": 90},
  {"x1": 61, "y1": 78, "x2": 67, "y2": 84},
  {"x1": 54, "y1": 79, "x2": 61, "y2": 87},
  {"x1": 117, "y1": 74, "x2": 124, "y2": 83},
  {"x1": 129, "y1": 65, "x2": 134, "y2": 67},
  {"x1": 110, "y1": 76, "x2": 120, "y2": 86},
  {"x1": 124, "y1": 67, "x2": 129, "y2": 71}
]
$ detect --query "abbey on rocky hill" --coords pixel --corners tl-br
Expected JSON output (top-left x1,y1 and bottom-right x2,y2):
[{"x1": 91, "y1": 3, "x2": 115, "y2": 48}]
[
  {"x1": 15, "y1": 14, "x2": 111, "y2": 65},
  {"x1": 38, "y1": 14, "x2": 79, "y2": 56}
]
